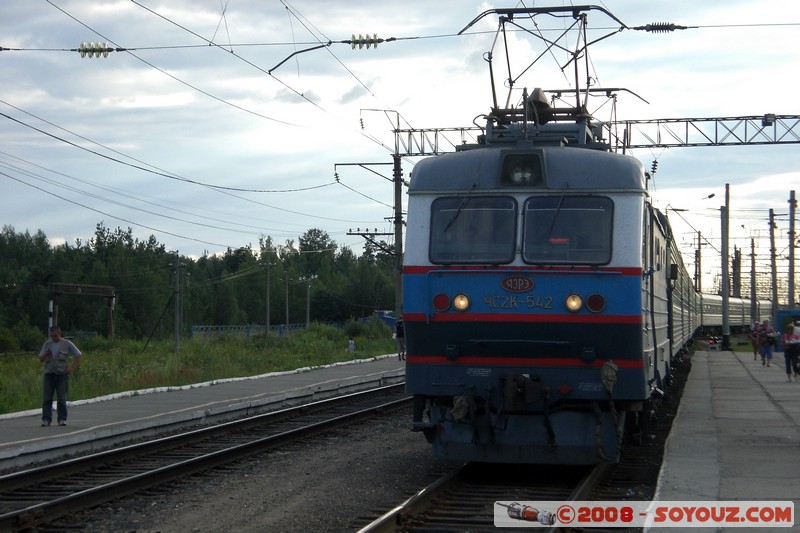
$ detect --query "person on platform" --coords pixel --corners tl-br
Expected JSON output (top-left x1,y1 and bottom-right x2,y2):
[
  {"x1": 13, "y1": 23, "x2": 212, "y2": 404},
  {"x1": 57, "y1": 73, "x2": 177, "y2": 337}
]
[
  {"x1": 38, "y1": 326, "x2": 82, "y2": 426},
  {"x1": 749, "y1": 322, "x2": 759, "y2": 361},
  {"x1": 756, "y1": 318, "x2": 777, "y2": 367},
  {"x1": 781, "y1": 323, "x2": 800, "y2": 382},
  {"x1": 395, "y1": 318, "x2": 406, "y2": 361}
]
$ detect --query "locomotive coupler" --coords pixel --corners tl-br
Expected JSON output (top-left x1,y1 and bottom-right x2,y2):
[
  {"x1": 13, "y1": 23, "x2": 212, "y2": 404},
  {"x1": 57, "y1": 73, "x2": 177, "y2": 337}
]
[{"x1": 501, "y1": 373, "x2": 543, "y2": 411}]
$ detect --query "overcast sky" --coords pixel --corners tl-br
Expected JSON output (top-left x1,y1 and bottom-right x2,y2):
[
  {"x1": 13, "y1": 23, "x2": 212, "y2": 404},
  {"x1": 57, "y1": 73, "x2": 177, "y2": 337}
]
[{"x1": 3, "y1": 1, "x2": 800, "y2": 293}]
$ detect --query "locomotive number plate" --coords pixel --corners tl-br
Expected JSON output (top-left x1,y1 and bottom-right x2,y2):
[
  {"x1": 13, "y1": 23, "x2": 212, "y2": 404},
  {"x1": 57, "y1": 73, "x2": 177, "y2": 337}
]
[
  {"x1": 484, "y1": 295, "x2": 553, "y2": 309},
  {"x1": 501, "y1": 275, "x2": 534, "y2": 292}
]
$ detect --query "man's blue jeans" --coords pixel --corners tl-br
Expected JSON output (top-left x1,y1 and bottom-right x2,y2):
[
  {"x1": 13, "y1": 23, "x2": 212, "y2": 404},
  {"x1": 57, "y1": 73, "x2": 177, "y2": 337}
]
[{"x1": 42, "y1": 373, "x2": 68, "y2": 423}]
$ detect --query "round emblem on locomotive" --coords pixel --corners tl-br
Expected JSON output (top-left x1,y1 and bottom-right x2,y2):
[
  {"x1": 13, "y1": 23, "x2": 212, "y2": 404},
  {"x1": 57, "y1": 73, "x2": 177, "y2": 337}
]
[{"x1": 501, "y1": 276, "x2": 534, "y2": 292}]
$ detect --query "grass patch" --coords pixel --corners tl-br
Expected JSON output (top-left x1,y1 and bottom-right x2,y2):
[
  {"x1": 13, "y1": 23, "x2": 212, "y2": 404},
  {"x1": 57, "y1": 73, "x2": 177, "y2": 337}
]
[{"x1": 0, "y1": 322, "x2": 394, "y2": 415}]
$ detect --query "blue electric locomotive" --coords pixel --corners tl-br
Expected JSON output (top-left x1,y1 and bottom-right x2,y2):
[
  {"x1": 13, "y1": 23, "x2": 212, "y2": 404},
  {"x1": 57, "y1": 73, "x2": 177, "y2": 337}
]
[{"x1": 403, "y1": 88, "x2": 701, "y2": 464}]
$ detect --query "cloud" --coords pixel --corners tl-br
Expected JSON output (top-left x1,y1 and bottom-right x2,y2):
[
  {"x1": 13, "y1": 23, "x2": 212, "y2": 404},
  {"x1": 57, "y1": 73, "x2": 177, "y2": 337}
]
[{"x1": 2, "y1": 1, "x2": 799, "y2": 270}]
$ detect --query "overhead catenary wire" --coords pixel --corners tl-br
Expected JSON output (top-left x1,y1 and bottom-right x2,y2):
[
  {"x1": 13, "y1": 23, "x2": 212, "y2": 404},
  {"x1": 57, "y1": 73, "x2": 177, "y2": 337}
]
[
  {"x1": 0, "y1": 157, "x2": 300, "y2": 237},
  {"x1": 17, "y1": 2, "x2": 408, "y2": 232},
  {"x1": 0, "y1": 99, "x2": 328, "y2": 193},
  {"x1": 0, "y1": 104, "x2": 384, "y2": 226},
  {"x1": 128, "y1": 0, "x2": 410, "y2": 182},
  {"x1": 4, "y1": 2, "x2": 798, "y2": 261},
  {"x1": 128, "y1": 0, "x2": 326, "y2": 114},
  {"x1": 2, "y1": 171, "x2": 232, "y2": 248},
  {"x1": 43, "y1": 3, "x2": 294, "y2": 126},
  {"x1": 0, "y1": 108, "x2": 341, "y2": 198}
]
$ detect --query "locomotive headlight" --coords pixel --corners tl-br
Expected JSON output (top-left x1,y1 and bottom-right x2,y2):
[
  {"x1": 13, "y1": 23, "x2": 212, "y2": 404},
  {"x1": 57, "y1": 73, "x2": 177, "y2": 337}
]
[
  {"x1": 501, "y1": 153, "x2": 544, "y2": 185},
  {"x1": 565, "y1": 294, "x2": 583, "y2": 312},
  {"x1": 510, "y1": 166, "x2": 535, "y2": 183},
  {"x1": 453, "y1": 293, "x2": 470, "y2": 311}
]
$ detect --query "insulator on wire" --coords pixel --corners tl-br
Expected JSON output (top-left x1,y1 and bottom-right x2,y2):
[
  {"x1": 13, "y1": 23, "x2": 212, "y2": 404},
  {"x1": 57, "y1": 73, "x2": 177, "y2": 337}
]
[
  {"x1": 79, "y1": 41, "x2": 112, "y2": 58},
  {"x1": 651, "y1": 160, "x2": 658, "y2": 175},
  {"x1": 647, "y1": 23, "x2": 676, "y2": 32},
  {"x1": 633, "y1": 22, "x2": 689, "y2": 33},
  {"x1": 351, "y1": 33, "x2": 380, "y2": 50}
]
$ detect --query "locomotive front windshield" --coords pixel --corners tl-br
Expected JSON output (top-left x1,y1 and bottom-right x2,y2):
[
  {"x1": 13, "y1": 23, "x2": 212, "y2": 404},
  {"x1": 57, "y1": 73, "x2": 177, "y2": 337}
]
[
  {"x1": 522, "y1": 196, "x2": 613, "y2": 264},
  {"x1": 428, "y1": 195, "x2": 613, "y2": 265},
  {"x1": 429, "y1": 196, "x2": 517, "y2": 263}
]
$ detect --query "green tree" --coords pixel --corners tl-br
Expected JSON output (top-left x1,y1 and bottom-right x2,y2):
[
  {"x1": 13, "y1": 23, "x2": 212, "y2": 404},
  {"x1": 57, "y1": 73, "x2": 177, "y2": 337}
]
[{"x1": 0, "y1": 223, "x2": 399, "y2": 345}]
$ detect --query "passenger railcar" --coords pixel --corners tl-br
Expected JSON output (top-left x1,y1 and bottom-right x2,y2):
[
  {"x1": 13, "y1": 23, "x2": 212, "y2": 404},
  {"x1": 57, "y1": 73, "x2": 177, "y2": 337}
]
[
  {"x1": 664, "y1": 213, "x2": 701, "y2": 362},
  {"x1": 699, "y1": 293, "x2": 771, "y2": 334},
  {"x1": 403, "y1": 90, "x2": 702, "y2": 464}
]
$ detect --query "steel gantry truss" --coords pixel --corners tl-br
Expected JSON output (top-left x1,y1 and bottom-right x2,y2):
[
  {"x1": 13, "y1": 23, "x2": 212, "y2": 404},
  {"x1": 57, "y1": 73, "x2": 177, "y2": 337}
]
[
  {"x1": 606, "y1": 114, "x2": 800, "y2": 150},
  {"x1": 392, "y1": 114, "x2": 800, "y2": 156}
]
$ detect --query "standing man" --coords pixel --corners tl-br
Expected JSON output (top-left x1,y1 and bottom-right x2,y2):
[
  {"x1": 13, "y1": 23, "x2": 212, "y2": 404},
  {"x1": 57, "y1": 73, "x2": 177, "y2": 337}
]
[
  {"x1": 395, "y1": 317, "x2": 406, "y2": 361},
  {"x1": 38, "y1": 326, "x2": 82, "y2": 426}
]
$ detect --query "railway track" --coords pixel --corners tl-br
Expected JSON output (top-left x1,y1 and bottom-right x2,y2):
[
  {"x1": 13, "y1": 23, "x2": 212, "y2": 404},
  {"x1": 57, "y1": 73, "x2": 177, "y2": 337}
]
[
  {"x1": 354, "y1": 356, "x2": 691, "y2": 533},
  {"x1": 0, "y1": 383, "x2": 409, "y2": 532},
  {"x1": 356, "y1": 462, "x2": 604, "y2": 532}
]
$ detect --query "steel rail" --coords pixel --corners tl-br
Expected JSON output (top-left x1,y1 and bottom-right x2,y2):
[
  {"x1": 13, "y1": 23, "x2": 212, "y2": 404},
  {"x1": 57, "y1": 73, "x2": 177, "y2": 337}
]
[
  {"x1": 0, "y1": 384, "x2": 409, "y2": 532},
  {"x1": 357, "y1": 463, "x2": 599, "y2": 532}
]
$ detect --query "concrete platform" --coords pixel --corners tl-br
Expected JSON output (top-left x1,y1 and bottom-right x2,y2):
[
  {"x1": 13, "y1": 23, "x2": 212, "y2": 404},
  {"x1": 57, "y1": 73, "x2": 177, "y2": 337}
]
[
  {"x1": 654, "y1": 350, "x2": 800, "y2": 530},
  {"x1": 2, "y1": 348, "x2": 797, "y2": 529},
  {"x1": 0, "y1": 355, "x2": 405, "y2": 470}
]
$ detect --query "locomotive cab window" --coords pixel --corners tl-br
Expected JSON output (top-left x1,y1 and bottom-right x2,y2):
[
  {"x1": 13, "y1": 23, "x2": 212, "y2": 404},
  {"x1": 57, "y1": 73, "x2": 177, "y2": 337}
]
[
  {"x1": 429, "y1": 196, "x2": 517, "y2": 264},
  {"x1": 522, "y1": 196, "x2": 613, "y2": 264}
]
